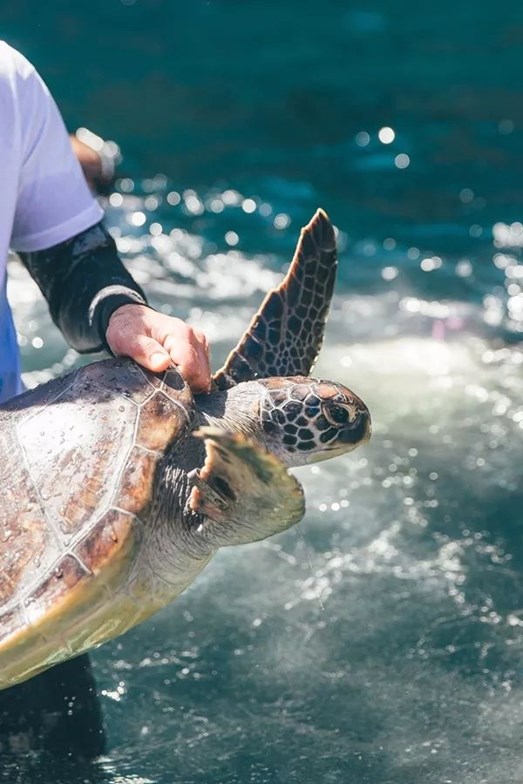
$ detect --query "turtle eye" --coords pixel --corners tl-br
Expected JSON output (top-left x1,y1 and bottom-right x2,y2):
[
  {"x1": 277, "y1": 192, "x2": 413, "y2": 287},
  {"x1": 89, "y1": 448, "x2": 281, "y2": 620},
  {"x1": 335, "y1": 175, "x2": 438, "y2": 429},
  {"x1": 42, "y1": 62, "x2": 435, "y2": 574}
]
[{"x1": 323, "y1": 404, "x2": 350, "y2": 427}]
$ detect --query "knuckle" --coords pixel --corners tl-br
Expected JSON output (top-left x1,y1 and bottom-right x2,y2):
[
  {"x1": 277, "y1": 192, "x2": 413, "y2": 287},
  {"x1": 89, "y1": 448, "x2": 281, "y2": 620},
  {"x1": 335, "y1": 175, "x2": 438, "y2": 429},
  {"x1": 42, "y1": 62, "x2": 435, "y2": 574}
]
[
  {"x1": 106, "y1": 330, "x2": 129, "y2": 355},
  {"x1": 194, "y1": 329, "x2": 208, "y2": 348},
  {"x1": 124, "y1": 335, "x2": 143, "y2": 352},
  {"x1": 129, "y1": 335, "x2": 155, "y2": 355},
  {"x1": 185, "y1": 326, "x2": 200, "y2": 344}
]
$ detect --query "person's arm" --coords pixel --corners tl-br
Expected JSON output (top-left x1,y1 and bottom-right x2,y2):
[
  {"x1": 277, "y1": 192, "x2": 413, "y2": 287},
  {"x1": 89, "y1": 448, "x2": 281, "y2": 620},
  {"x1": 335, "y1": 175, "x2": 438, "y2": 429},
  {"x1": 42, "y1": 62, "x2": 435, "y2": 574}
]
[
  {"x1": 19, "y1": 222, "x2": 144, "y2": 354},
  {"x1": 7, "y1": 45, "x2": 210, "y2": 392},
  {"x1": 19, "y1": 221, "x2": 211, "y2": 392}
]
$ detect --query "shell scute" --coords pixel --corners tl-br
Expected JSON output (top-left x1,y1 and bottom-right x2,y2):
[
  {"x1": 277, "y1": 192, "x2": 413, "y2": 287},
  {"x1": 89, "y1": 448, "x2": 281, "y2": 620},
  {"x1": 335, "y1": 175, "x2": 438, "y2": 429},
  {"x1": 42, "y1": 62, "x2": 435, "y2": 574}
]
[
  {"x1": 78, "y1": 358, "x2": 157, "y2": 404},
  {"x1": 116, "y1": 447, "x2": 159, "y2": 516},
  {"x1": 75, "y1": 508, "x2": 140, "y2": 576},
  {"x1": 17, "y1": 382, "x2": 137, "y2": 536},
  {"x1": 23, "y1": 555, "x2": 87, "y2": 628},
  {"x1": 134, "y1": 390, "x2": 188, "y2": 452},
  {"x1": 0, "y1": 373, "x2": 76, "y2": 420},
  {"x1": 0, "y1": 608, "x2": 22, "y2": 642},
  {"x1": 0, "y1": 431, "x2": 47, "y2": 607},
  {"x1": 161, "y1": 367, "x2": 194, "y2": 409}
]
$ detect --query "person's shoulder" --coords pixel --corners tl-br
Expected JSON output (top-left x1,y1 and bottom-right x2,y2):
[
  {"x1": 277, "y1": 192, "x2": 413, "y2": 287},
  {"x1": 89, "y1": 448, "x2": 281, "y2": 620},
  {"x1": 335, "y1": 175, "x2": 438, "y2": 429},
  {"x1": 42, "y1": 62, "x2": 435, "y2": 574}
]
[
  {"x1": 0, "y1": 42, "x2": 47, "y2": 116},
  {"x1": 0, "y1": 41, "x2": 35, "y2": 81}
]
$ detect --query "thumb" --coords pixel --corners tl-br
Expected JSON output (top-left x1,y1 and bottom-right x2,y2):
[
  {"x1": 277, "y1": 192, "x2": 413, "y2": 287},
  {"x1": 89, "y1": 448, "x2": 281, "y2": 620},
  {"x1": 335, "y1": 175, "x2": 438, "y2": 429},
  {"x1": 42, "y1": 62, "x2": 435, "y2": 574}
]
[{"x1": 108, "y1": 333, "x2": 171, "y2": 372}]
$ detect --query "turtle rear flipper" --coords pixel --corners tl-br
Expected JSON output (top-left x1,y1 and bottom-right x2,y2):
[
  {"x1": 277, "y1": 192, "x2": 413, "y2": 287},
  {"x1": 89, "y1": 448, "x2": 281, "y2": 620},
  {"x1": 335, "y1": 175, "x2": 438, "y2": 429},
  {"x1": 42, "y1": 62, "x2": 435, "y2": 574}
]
[
  {"x1": 188, "y1": 428, "x2": 304, "y2": 547},
  {"x1": 213, "y1": 209, "x2": 337, "y2": 389}
]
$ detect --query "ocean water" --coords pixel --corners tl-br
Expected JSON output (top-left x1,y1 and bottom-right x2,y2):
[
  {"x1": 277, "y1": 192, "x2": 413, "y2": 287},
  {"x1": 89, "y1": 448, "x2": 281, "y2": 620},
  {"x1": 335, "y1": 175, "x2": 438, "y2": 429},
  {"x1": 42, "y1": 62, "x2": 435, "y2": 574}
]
[{"x1": 4, "y1": 2, "x2": 523, "y2": 782}]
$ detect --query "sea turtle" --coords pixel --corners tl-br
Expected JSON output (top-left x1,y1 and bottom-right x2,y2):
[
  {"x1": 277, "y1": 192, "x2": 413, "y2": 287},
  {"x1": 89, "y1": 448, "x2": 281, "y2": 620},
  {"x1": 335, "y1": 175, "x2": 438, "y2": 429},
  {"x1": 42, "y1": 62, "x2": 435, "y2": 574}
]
[{"x1": 0, "y1": 209, "x2": 371, "y2": 691}]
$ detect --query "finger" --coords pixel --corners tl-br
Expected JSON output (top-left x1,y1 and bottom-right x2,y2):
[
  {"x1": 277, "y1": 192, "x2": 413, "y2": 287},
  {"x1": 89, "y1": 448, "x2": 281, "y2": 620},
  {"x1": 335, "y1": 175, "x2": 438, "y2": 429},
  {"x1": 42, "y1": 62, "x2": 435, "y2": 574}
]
[
  {"x1": 172, "y1": 347, "x2": 211, "y2": 393},
  {"x1": 192, "y1": 328, "x2": 208, "y2": 348},
  {"x1": 108, "y1": 333, "x2": 171, "y2": 372},
  {"x1": 164, "y1": 335, "x2": 211, "y2": 393},
  {"x1": 186, "y1": 343, "x2": 212, "y2": 393}
]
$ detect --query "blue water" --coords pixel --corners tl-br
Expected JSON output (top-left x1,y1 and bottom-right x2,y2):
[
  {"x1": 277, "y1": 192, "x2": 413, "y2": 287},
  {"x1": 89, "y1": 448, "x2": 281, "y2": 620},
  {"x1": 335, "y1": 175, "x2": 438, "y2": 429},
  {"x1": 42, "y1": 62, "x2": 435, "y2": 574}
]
[{"x1": 4, "y1": 2, "x2": 523, "y2": 782}]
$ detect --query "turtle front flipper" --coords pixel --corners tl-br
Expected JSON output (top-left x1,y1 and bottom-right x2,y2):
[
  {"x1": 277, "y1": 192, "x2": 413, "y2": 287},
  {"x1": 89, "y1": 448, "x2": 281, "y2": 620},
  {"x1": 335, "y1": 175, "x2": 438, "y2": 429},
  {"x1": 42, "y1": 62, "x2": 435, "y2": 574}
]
[
  {"x1": 188, "y1": 428, "x2": 304, "y2": 547},
  {"x1": 213, "y1": 209, "x2": 337, "y2": 390}
]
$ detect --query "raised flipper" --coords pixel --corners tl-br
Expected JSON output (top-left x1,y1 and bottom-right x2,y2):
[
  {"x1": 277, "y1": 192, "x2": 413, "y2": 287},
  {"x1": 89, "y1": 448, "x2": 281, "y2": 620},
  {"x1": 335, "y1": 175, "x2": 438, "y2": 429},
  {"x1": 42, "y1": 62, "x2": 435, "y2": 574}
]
[
  {"x1": 213, "y1": 209, "x2": 337, "y2": 390},
  {"x1": 188, "y1": 428, "x2": 304, "y2": 547}
]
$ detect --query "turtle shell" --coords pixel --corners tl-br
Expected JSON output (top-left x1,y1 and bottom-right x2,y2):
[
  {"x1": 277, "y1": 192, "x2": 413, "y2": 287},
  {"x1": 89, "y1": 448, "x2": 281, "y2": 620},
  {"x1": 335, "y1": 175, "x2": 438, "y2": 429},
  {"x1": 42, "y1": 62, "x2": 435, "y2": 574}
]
[{"x1": 0, "y1": 358, "x2": 192, "y2": 686}]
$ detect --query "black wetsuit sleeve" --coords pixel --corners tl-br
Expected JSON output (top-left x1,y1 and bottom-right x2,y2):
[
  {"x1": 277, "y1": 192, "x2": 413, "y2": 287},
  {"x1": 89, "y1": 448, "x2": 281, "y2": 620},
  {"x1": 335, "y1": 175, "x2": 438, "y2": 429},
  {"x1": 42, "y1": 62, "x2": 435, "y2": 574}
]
[{"x1": 18, "y1": 221, "x2": 148, "y2": 354}]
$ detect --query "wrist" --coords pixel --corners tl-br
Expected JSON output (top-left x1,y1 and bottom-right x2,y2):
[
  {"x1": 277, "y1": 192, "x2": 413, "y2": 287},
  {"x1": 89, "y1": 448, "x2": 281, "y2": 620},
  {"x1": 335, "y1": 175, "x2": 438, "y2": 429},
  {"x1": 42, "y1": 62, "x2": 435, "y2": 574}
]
[{"x1": 88, "y1": 287, "x2": 148, "y2": 353}]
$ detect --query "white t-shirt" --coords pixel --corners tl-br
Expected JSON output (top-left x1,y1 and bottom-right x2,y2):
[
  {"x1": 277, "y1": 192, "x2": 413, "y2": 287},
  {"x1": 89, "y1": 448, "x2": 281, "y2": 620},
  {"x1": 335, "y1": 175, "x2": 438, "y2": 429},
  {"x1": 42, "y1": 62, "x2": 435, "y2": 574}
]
[{"x1": 0, "y1": 42, "x2": 104, "y2": 402}]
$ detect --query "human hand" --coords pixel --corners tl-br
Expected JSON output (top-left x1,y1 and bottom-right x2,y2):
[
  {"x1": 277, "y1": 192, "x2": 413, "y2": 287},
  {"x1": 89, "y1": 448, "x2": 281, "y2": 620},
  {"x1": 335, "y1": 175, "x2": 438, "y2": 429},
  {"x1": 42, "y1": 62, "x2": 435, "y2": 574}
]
[
  {"x1": 106, "y1": 304, "x2": 211, "y2": 393},
  {"x1": 70, "y1": 135, "x2": 102, "y2": 187},
  {"x1": 70, "y1": 129, "x2": 118, "y2": 194}
]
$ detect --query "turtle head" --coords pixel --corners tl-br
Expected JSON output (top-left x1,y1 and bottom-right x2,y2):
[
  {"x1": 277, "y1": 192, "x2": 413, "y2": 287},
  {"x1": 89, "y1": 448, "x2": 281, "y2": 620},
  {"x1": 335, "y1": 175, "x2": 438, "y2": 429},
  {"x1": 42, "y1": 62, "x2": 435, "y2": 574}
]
[{"x1": 257, "y1": 376, "x2": 371, "y2": 467}]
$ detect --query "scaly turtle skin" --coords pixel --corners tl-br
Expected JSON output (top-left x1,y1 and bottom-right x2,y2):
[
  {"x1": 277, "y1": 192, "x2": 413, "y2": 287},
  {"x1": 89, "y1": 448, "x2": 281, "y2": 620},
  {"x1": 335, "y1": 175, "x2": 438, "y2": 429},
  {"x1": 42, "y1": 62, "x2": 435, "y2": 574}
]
[{"x1": 0, "y1": 209, "x2": 371, "y2": 689}]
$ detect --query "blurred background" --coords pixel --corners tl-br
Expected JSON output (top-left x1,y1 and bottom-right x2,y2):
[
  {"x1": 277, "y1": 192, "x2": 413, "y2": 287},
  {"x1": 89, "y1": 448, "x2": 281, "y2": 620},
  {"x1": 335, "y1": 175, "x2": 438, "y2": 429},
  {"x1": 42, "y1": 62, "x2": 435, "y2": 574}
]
[{"x1": 4, "y1": 2, "x2": 523, "y2": 783}]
